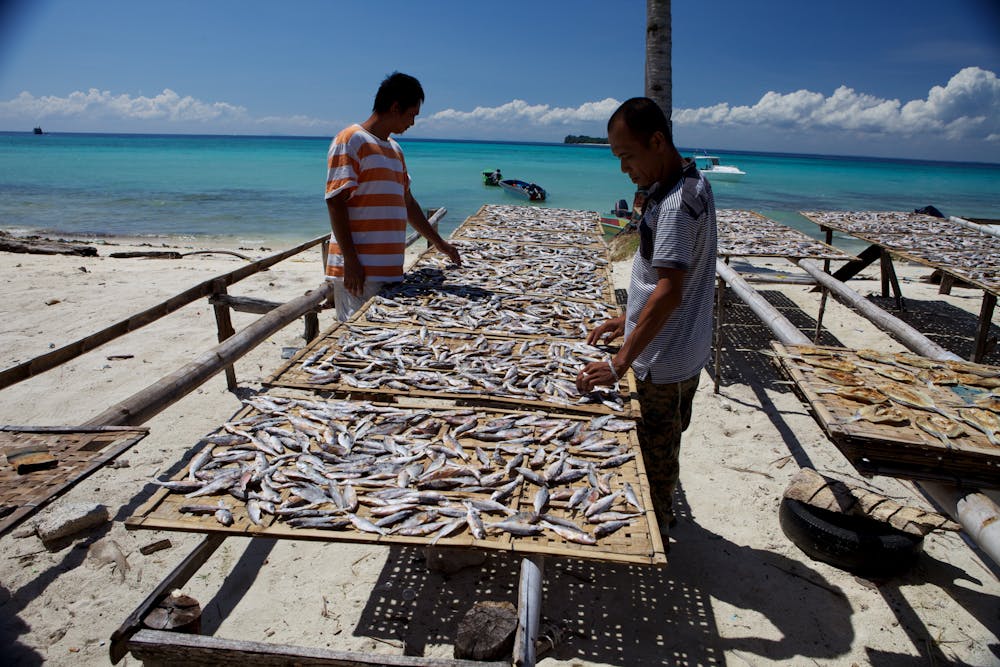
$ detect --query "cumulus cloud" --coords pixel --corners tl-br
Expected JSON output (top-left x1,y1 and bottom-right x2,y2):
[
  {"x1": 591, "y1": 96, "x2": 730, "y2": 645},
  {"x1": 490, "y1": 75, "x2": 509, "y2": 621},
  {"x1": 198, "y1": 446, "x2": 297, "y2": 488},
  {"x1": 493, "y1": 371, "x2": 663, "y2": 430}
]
[
  {"x1": 675, "y1": 66, "x2": 1000, "y2": 141},
  {"x1": 419, "y1": 67, "x2": 999, "y2": 145},
  {"x1": 424, "y1": 97, "x2": 621, "y2": 128},
  {"x1": 0, "y1": 88, "x2": 249, "y2": 123}
]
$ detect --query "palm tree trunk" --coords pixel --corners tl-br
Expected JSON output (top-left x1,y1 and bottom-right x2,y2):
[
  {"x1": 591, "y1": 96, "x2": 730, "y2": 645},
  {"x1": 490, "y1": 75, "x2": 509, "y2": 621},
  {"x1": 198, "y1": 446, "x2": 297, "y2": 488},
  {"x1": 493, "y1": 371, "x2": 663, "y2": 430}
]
[{"x1": 645, "y1": 0, "x2": 672, "y2": 126}]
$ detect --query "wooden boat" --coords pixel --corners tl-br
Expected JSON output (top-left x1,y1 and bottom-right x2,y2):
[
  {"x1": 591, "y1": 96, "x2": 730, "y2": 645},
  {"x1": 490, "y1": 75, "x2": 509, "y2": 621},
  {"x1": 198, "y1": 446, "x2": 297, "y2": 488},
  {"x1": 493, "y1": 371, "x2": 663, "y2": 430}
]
[
  {"x1": 33, "y1": 126, "x2": 43, "y2": 135},
  {"x1": 600, "y1": 215, "x2": 631, "y2": 237},
  {"x1": 499, "y1": 179, "x2": 546, "y2": 201}
]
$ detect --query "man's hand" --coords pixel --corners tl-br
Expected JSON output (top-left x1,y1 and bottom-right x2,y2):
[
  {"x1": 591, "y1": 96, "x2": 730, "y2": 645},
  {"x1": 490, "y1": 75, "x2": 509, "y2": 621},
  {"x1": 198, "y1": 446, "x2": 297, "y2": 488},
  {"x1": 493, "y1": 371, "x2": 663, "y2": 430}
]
[
  {"x1": 575, "y1": 355, "x2": 626, "y2": 393},
  {"x1": 586, "y1": 316, "x2": 625, "y2": 346},
  {"x1": 342, "y1": 254, "x2": 364, "y2": 297},
  {"x1": 436, "y1": 241, "x2": 462, "y2": 267}
]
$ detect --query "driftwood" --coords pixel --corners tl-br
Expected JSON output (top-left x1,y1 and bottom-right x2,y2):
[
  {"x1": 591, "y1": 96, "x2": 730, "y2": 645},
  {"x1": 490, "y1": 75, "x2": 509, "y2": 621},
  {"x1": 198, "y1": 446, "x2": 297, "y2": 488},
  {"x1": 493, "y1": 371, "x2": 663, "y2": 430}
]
[
  {"x1": 0, "y1": 232, "x2": 97, "y2": 257},
  {"x1": 784, "y1": 468, "x2": 961, "y2": 536},
  {"x1": 109, "y1": 251, "x2": 184, "y2": 259},
  {"x1": 455, "y1": 601, "x2": 517, "y2": 660}
]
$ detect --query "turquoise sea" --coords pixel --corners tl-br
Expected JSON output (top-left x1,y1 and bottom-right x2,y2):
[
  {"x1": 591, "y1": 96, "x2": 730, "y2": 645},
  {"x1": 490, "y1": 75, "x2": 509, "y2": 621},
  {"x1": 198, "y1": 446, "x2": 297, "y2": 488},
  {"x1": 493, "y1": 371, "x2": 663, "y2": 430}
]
[{"x1": 0, "y1": 132, "x2": 998, "y2": 248}]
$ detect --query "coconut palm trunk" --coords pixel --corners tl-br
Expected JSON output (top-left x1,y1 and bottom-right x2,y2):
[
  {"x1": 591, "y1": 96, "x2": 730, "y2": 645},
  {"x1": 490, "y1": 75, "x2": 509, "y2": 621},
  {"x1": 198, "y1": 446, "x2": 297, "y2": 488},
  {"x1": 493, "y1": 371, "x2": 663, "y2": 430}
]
[{"x1": 645, "y1": 0, "x2": 672, "y2": 128}]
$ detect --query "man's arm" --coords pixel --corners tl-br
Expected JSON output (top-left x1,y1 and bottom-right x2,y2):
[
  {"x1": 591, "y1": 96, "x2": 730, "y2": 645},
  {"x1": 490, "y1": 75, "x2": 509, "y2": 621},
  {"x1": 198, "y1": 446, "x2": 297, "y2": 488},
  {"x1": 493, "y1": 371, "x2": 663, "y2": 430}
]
[
  {"x1": 405, "y1": 191, "x2": 461, "y2": 266},
  {"x1": 326, "y1": 191, "x2": 364, "y2": 296},
  {"x1": 576, "y1": 266, "x2": 684, "y2": 392}
]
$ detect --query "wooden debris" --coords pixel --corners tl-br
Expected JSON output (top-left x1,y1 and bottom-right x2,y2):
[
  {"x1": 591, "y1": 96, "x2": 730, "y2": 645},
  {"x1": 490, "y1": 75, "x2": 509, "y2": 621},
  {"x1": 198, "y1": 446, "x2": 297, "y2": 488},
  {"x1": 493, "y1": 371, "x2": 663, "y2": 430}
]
[
  {"x1": 455, "y1": 600, "x2": 517, "y2": 661},
  {"x1": 139, "y1": 539, "x2": 172, "y2": 555},
  {"x1": 784, "y1": 468, "x2": 961, "y2": 536},
  {"x1": 143, "y1": 591, "x2": 201, "y2": 634},
  {"x1": 108, "y1": 251, "x2": 183, "y2": 259},
  {"x1": 0, "y1": 232, "x2": 97, "y2": 256}
]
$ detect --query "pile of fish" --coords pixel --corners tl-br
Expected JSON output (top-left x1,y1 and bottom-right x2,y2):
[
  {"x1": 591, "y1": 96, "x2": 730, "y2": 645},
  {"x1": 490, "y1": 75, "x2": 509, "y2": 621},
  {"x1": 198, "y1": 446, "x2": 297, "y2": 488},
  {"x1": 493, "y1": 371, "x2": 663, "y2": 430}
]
[
  {"x1": 406, "y1": 240, "x2": 611, "y2": 302},
  {"x1": 453, "y1": 224, "x2": 600, "y2": 249},
  {"x1": 717, "y1": 209, "x2": 852, "y2": 260},
  {"x1": 361, "y1": 284, "x2": 616, "y2": 339},
  {"x1": 783, "y1": 345, "x2": 1000, "y2": 448},
  {"x1": 469, "y1": 205, "x2": 600, "y2": 234},
  {"x1": 153, "y1": 396, "x2": 646, "y2": 545},
  {"x1": 292, "y1": 324, "x2": 626, "y2": 411},
  {"x1": 798, "y1": 211, "x2": 1000, "y2": 290}
]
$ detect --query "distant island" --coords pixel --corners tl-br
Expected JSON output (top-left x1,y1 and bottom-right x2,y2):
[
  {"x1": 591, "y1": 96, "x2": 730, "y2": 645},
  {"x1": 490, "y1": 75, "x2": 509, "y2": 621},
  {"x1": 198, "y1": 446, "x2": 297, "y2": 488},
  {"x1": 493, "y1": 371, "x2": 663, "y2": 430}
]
[{"x1": 564, "y1": 135, "x2": 608, "y2": 144}]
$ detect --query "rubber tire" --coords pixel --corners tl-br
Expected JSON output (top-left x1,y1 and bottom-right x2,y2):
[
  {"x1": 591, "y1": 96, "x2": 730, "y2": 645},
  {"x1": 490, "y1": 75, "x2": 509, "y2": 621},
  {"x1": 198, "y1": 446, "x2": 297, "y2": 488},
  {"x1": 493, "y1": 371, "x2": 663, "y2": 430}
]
[{"x1": 778, "y1": 497, "x2": 923, "y2": 576}]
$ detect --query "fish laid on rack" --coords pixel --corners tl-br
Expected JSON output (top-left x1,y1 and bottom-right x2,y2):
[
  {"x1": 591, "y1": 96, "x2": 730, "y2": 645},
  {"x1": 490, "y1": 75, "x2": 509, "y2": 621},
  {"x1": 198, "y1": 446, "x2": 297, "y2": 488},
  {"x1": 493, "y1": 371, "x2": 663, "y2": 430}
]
[
  {"x1": 362, "y1": 286, "x2": 616, "y2": 339},
  {"x1": 454, "y1": 225, "x2": 600, "y2": 248},
  {"x1": 298, "y1": 325, "x2": 626, "y2": 411},
  {"x1": 151, "y1": 397, "x2": 645, "y2": 544},
  {"x1": 914, "y1": 414, "x2": 966, "y2": 447},
  {"x1": 848, "y1": 404, "x2": 909, "y2": 426},
  {"x1": 958, "y1": 407, "x2": 1000, "y2": 447},
  {"x1": 406, "y1": 241, "x2": 610, "y2": 301},
  {"x1": 470, "y1": 205, "x2": 600, "y2": 234}
]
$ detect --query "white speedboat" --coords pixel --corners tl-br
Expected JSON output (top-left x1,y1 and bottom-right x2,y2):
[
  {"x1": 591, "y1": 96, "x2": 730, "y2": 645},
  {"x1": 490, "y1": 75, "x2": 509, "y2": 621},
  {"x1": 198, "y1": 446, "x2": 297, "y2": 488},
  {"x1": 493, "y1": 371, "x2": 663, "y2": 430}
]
[{"x1": 693, "y1": 153, "x2": 746, "y2": 181}]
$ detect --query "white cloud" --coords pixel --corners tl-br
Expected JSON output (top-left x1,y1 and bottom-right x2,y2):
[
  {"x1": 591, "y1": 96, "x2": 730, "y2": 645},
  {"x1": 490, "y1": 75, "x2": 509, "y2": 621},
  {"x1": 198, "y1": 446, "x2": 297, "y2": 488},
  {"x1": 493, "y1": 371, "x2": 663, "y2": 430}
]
[
  {"x1": 424, "y1": 97, "x2": 621, "y2": 128},
  {"x1": 0, "y1": 88, "x2": 249, "y2": 123},
  {"x1": 675, "y1": 66, "x2": 1000, "y2": 142}
]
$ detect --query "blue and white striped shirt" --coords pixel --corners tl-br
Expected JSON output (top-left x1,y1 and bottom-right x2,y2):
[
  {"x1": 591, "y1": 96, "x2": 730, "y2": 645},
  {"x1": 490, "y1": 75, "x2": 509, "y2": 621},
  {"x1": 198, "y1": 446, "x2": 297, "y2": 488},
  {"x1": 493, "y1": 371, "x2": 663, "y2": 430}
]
[{"x1": 626, "y1": 163, "x2": 717, "y2": 383}]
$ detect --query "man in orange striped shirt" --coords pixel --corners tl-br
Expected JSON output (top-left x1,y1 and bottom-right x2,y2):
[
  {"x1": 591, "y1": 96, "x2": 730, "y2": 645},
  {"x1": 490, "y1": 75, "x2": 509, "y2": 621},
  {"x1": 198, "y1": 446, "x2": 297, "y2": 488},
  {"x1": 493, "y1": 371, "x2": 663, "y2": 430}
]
[{"x1": 325, "y1": 72, "x2": 461, "y2": 321}]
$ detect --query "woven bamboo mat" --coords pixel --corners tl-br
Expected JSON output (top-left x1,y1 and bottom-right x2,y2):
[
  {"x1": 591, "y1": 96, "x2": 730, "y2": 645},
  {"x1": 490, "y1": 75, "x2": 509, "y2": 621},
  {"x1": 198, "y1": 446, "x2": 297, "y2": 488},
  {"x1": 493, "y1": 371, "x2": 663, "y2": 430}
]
[
  {"x1": 126, "y1": 398, "x2": 665, "y2": 566},
  {"x1": 468, "y1": 205, "x2": 603, "y2": 235},
  {"x1": 354, "y1": 286, "x2": 618, "y2": 340},
  {"x1": 772, "y1": 342, "x2": 1000, "y2": 487},
  {"x1": 717, "y1": 209, "x2": 856, "y2": 261},
  {"x1": 264, "y1": 321, "x2": 638, "y2": 417},
  {"x1": 451, "y1": 221, "x2": 605, "y2": 249},
  {"x1": 405, "y1": 239, "x2": 614, "y2": 304},
  {"x1": 0, "y1": 426, "x2": 149, "y2": 535}
]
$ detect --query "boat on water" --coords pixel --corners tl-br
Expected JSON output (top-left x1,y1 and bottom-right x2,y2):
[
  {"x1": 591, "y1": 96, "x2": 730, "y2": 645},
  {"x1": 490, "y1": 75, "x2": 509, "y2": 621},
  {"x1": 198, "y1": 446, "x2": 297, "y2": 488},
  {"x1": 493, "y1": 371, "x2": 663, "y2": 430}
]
[
  {"x1": 692, "y1": 152, "x2": 745, "y2": 181},
  {"x1": 33, "y1": 126, "x2": 43, "y2": 135},
  {"x1": 482, "y1": 168, "x2": 503, "y2": 186},
  {"x1": 499, "y1": 179, "x2": 546, "y2": 201}
]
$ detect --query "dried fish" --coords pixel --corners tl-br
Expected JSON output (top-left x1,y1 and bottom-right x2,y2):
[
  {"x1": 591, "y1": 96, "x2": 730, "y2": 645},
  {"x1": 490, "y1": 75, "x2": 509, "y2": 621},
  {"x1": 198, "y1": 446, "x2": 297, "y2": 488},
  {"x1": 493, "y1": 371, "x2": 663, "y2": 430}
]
[
  {"x1": 914, "y1": 414, "x2": 966, "y2": 447},
  {"x1": 958, "y1": 407, "x2": 1000, "y2": 446},
  {"x1": 814, "y1": 368, "x2": 865, "y2": 387}
]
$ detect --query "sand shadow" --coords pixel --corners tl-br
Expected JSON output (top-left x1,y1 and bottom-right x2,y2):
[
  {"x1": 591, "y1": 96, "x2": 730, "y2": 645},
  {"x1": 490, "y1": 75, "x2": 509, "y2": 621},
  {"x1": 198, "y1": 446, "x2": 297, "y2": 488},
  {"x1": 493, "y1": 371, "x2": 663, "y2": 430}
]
[
  {"x1": 866, "y1": 293, "x2": 1000, "y2": 365},
  {"x1": 0, "y1": 584, "x2": 44, "y2": 666},
  {"x1": 352, "y1": 487, "x2": 860, "y2": 665}
]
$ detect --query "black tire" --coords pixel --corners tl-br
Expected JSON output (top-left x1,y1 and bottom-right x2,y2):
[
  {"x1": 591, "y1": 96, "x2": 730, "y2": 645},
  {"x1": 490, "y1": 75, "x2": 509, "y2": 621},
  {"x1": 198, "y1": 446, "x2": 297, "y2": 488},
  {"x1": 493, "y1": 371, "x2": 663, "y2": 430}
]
[{"x1": 778, "y1": 497, "x2": 923, "y2": 576}]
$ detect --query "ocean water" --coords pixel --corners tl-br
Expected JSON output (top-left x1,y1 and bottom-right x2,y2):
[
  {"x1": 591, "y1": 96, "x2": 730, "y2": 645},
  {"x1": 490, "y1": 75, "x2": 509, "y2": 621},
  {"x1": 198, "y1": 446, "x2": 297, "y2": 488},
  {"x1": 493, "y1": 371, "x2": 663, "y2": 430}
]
[{"x1": 0, "y1": 132, "x2": 998, "y2": 248}]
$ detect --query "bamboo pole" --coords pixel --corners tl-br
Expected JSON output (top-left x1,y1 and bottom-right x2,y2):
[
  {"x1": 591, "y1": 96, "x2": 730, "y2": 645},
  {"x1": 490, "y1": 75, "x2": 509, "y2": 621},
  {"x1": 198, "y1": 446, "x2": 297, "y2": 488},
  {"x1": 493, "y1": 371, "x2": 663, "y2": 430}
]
[
  {"x1": 83, "y1": 282, "x2": 333, "y2": 428},
  {"x1": 0, "y1": 234, "x2": 329, "y2": 391},
  {"x1": 513, "y1": 555, "x2": 544, "y2": 667},
  {"x1": 715, "y1": 259, "x2": 810, "y2": 346},
  {"x1": 404, "y1": 207, "x2": 447, "y2": 248},
  {"x1": 949, "y1": 216, "x2": 1000, "y2": 239},
  {"x1": 795, "y1": 259, "x2": 960, "y2": 361}
]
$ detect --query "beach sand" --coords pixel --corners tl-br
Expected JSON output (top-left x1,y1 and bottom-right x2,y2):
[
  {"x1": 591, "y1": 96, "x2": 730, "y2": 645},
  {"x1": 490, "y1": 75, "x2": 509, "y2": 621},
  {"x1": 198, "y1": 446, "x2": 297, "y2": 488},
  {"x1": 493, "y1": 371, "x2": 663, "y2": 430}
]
[{"x1": 0, "y1": 234, "x2": 998, "y2": 666}]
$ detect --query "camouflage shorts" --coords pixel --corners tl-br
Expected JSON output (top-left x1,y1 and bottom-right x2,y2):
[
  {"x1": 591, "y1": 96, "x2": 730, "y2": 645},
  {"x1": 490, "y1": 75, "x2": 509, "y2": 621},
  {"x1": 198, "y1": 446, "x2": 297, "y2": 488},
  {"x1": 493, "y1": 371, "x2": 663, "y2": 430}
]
[{"x1": 636, "y1": 372, "x2": 701, "y2": 522}]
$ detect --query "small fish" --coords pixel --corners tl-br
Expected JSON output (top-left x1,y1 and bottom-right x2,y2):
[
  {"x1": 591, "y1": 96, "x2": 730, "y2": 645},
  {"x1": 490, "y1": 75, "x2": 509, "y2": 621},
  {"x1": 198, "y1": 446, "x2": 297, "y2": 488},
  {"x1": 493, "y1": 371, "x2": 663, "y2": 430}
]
[
  {"x1": 348, "y1": 514, "x2": 387, "y2": 536},
  {"x1": 623, "y1": 482, "x2": 643, "y2": 512},
  {"x1": 585, "y1": 491, "x2": 621, "y2": 517},
  {"x1": 487, "y1": 519, "x2": 544, "y2": 537},
  {"x1": 877, "y1": 382, "x2": 952, "y2": 417},
  {"x1": 815, "y1": 368, "x2": 865, "y2": 387},
  {"x1": 533, "y1": 487, "x2": 550, "y2": 514},
  {"x1": 849, "y1": 404, "x2": 909, "y2": 426},
  {"x1": 958, "y1": 407, "x2": 1000, "y2": 446},
  {"x1": 594, "y1": 520, "x2": 629, "y2": 538},
  {"x1": 540, "y1": 519, "x2": 596, "y2": 545}
]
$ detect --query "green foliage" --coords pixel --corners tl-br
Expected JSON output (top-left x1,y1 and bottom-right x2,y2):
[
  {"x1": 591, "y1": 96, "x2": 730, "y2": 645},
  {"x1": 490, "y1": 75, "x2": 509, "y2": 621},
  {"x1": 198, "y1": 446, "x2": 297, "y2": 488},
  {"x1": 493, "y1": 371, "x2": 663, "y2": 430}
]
[{"x1": 564, "y1": 135, "x2": 608, "y2": 144}]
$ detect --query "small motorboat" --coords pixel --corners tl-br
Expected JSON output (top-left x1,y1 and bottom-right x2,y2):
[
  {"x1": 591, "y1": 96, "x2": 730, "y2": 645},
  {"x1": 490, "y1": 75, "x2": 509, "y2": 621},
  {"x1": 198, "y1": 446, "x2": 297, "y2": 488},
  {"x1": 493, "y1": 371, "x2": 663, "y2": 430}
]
[
  {"x1": 693, "y1": 152, "x2": 745, "y2": 181},
  {"x1": 482, "y1": 168, "x2": 503, "y2": 186},
  {"x1": 499, "y1": 179, "x2": 546, "y2": 201}
]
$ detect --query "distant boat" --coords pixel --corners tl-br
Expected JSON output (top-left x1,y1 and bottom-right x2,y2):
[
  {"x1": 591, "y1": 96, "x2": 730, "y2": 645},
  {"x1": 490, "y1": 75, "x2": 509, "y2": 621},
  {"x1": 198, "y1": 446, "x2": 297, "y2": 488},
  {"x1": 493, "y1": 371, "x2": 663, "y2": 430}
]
[
  {"x1": 499, "y1": 179, "x2": 546, "y2": 201},
  {"x1": 33, "y1": 126, "x2": 43, "y2": 135},
  {"x1": 693, "y1": 152, "x2": 745, "y2": 181},
  {"x1": 482, "y1": 168, "x2": 503, "y2": 186}
]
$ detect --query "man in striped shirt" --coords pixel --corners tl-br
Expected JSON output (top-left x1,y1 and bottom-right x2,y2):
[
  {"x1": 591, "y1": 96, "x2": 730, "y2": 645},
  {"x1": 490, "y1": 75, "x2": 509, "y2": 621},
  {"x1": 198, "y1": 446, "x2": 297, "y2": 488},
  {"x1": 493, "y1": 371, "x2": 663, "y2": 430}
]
[
  {"x1": 576, "y1": 98, "x2": 717, "y2": 538},
  {"x1": 325, "y1": 72, "x2": 461, "y2": 321}
]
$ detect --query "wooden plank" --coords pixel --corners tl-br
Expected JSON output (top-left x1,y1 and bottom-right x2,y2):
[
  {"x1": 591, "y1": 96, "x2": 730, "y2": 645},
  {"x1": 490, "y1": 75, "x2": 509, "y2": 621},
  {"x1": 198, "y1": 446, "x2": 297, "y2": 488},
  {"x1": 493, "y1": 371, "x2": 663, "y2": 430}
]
[
  {"x1": 771, "y1": 343, "x2": 1000, "y2": 487},
  {"x1": 110, "y1": 534, "x2": 226, "y2": 663},
  {"x1": 210, "y1": 279, "x2": 239, "y2": 391},
  {"x1": 0, "y1": 234, "x2": 329, "y2": 391},
  {"x1": 972, "y1": 292, "x2": 998, "y2": 363},
  {"x1": 126, "y1": 629, "x2": 508, "y2": 667},
  {"x1": 209, "y1": 294, "x2": 282, "y2": 315}
]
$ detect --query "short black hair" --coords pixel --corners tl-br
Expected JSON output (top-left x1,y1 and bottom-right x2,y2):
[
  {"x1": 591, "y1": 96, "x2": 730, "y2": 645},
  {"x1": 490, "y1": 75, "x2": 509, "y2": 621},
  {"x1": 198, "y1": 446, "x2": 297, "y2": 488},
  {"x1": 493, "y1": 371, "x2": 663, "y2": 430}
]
[
  {"x1": 373, "y1": 72, "x2": 425, "y2": 113},
  {"x1": 608, "y1": 97, "x2": 673, "y2": 147}
]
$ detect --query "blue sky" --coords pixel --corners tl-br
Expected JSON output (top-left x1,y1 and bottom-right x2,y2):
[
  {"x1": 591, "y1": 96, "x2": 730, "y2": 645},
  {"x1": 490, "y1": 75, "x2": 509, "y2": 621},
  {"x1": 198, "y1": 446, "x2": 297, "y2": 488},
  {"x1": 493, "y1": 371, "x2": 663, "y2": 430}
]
[{"x1": 1, "y1": 0, "x2": 998, "y2": 162}]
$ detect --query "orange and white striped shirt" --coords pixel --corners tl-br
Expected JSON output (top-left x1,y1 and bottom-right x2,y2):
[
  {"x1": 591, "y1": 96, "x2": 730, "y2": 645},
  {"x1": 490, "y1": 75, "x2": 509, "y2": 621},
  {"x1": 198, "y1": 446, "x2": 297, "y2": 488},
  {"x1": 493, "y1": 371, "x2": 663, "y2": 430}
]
[{"x1": 324, "y1": 124, "x2": 410, "y2": 281}]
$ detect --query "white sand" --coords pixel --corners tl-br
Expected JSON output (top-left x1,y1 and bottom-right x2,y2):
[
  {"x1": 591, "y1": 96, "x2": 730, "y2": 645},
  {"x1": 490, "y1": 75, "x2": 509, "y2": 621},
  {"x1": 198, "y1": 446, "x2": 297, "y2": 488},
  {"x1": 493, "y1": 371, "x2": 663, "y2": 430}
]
[{"x1": 0, "y1": 235, "x2": 998, "y2": 666}]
